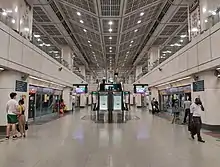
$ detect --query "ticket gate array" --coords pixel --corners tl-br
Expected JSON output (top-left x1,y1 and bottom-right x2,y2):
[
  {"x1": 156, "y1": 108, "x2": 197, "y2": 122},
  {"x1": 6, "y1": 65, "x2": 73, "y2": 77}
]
[{"x1": 92, "y1": 91, "x2": 127, "y2": 123}]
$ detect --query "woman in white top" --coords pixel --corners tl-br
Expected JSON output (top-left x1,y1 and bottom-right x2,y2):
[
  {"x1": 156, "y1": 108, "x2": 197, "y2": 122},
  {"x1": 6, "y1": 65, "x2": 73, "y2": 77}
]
[{"x1": 190, "y1": 98, "x2": 205, "y2": 143}]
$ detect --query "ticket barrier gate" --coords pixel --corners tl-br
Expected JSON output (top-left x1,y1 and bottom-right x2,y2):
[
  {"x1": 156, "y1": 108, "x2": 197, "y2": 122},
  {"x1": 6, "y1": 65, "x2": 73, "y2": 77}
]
[{"x1": 95, "y1": 91, "x2": 125, "y2": 123}]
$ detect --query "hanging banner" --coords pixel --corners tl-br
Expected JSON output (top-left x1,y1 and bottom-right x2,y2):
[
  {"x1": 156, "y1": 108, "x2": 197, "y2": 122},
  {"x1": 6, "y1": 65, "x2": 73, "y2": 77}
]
[{"x1": 190, "y1": 6, "x2": 201, "y2": 39}]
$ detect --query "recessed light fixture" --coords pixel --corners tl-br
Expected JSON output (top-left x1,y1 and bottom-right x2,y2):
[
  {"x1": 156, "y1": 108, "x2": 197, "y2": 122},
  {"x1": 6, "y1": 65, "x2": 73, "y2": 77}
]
[
  {"x1": 11, "y1": 19, "x2": 15, "y2": 24},
  {"x1": 83, "y1": 29, "x2": 87, "y2": 32},
  {"x1": 109, "y1": 47, "x2": 112, "y2": 49},
  {"x1": 130, "y1": 41, "x2": 133, "y2": 43},
  {"x1": 109, "y1": 36, "x2": 112, "y2": 39},
  {"x1": 77, "y1": 12, "x2": 81, "y2": 16},
  {"x1": 170, "y1": 44, "x2": 174, "y2": 47},
  {"x1": 180, "y1": 39, "x2": 183, "y2": 43},
  {"x1": 80, "y1": 20, "x2": 84, "y2": 23},
  {"x1": 92, "y1": 51, "x2": 95, "y2": 54},
  {"x1": 34, "y1": 34, "x2": 40, "y2": 38},
  {"x1": 88, "y1": 40, "x2": 91, "y2": 43},
  {"x1": 137, "y1": 20, "x2": 141, "y2": 24},
  {"x1": 109, "y1": 28, "x2": 113, "y2": 32},
  {"x1": 134, "y1": 29, "x2": 138, "y2": 32},
  {"x1": 108, "y1": 21, "x2": 113, "y2": 25},
  {"x1": 24, "y1": 27, "x2": 29, "y2": 32},
  {"x1": 129, "y1": 44, "x2": 132, "y2": 47},
  {"x1": 140, "y1": 12, "x2": 144, "y2": 16},
  {"x1": 0, "y1": 67, "x2": 4, "y2": 71},
  {"x1": 37, "y1": 38, "x2": 41, "y2": 42},
  {"x1": 2, "y1": 11, "x2": 7, "y2": 16},
  {"x1": 205, "y1": 19, "x2": 208, "y2": 23},
  {"x1": 203, "y1": 7, "x2": 207, "y2": 13},
  {"x1": 180, "y1": 34, "x2": 187, "y2": 38},
  {"x1": 89, "y1": 44, "x2": 92, "y2": 47},
  {"x1": 45, "y1": 44, "x2": 51, "y2": 47},
  {"x1": 109, "y1": 50, "x2": 112, "y2": 53}
]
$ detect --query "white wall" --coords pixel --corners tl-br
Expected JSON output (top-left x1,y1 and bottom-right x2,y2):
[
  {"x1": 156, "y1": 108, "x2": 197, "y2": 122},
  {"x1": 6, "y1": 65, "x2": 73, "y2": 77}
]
[
  {"x1": 136, "y1": 21, "x2": 220, "y2": 87},
  {"x1": 0, "y1": 21, "x2": 85, "y2": 87}
]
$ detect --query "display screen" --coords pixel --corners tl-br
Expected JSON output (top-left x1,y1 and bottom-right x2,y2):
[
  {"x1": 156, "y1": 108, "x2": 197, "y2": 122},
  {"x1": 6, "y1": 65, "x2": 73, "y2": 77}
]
[
  {"x1": 105, "y1": 85, "x2": 113, "y2": 90},
  {"x1": 136, "y1": 86, "x2": 147, "y2": 93},
  {"x1": 76, "y1": 86, "x2": 86, "y2": 94}
]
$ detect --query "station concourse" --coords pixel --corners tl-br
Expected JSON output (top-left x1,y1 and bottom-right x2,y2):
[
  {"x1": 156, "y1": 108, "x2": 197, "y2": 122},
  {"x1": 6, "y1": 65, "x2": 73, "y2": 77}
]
[{"x1": 1, "y1": 0, "x2": 220, "y2": 166}]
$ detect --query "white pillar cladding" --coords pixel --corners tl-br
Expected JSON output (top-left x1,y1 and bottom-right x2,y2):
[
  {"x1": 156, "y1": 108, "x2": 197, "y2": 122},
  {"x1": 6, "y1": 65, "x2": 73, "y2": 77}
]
[
  {"x1": 79, "y1": 66, "x2": 86, "y2": 78},
  {"x1": 63, "y1": 87, "x2": 72, "y2": 111},
  {"x1": 0, "y1": 0, "x2": 33, "y2": 40},
  {"x1": 135, "y1": 66, "x2": 143, "y2": 80},
  {"x1": 0, "y1": 70, "x2": 29, "y2": 126},
  {"x1": 148, "y1": 47, "x2": 160, "y2": 71},
  {"x1": 61, "y1": 46, "x2": 73, "y2": 70}
]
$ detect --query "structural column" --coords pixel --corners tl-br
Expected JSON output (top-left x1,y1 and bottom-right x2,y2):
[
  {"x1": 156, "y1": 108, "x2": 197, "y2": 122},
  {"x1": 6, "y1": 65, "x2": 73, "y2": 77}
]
[
  {"x1": 61, "y1": 46, "x2": 73, "y2": 70},
  {"x1": 148, "y1": 47, "x2": 160, "y2": 71},
  {"x1": 79, "y1": 66, "x2": 86, "y2": 78},
  {"x1": 0, "y1": 70, "x2": 29, "y2": 126},
  {"x1": 63, "y1": 87, "x2": 72, "y2": 111},
  {"x1": 135, "y1": 66, "x2": 142, "y2": 80}
]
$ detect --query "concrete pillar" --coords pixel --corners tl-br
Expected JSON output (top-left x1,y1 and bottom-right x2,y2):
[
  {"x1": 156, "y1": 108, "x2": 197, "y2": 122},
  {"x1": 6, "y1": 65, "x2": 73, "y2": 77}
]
[
  {"x1": 61, "y1": 46, "x2": 73, "y2": 70},
  {"x1": 148, "y1": 47, "x2": 160, "y2": 71},
  {"x1": 0, "y1": 0, "x2": 33, "y2": 40},
  {"x1": 0, "y1": 70, "x2": 29, "y2": 126},
  {"x1": 79, "y1": 66, "x2": 86, "y2": 78},
  {"x1": 135, "y1": 66, "x2": 142, "y2": 80},
  {"x1": 63, "y1": 87, "x2": 72, "y2": 111}
]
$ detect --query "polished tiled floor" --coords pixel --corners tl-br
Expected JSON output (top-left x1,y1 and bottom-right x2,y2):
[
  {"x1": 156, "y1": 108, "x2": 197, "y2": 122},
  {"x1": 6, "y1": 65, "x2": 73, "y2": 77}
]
[{"x1": 0, "y1": 108, "x2": 220, "y2": 167}]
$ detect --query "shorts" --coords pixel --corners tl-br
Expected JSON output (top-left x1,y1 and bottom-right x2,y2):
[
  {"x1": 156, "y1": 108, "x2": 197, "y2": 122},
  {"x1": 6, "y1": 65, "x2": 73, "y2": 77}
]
[{"x1": 7, "y1": 114, "x2": 18, "y2": 124}]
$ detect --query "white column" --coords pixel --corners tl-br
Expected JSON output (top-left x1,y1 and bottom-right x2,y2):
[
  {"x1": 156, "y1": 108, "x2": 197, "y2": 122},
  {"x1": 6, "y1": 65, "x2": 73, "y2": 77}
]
[
  {"x1": 63, "y1": 87, "x2": 72, "y2": 111},
  {"x1": 148, "y1": 47, "x2": 160, "y2": 71},
  {"x1": 61, "y1": 46, "x2": 73, "y2": 70},
  {"x1": 135, "y1": 66, "x2": 142, "y2": 80},
  {"x1": 79, "y1": 66, "x2": 86, "y2": 78},
  {"x1": 0, "y1": 70, "x2": 29, "y2": 126}
]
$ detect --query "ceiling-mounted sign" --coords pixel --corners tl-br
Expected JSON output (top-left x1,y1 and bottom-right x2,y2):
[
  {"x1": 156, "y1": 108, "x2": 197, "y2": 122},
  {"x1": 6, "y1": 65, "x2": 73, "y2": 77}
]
[
  {"x1": 15, "y1": 80, "x2": 28, "y2": 92},
  {"x1": 193, "y1": 80, "x2": 204, "y2": 92}
]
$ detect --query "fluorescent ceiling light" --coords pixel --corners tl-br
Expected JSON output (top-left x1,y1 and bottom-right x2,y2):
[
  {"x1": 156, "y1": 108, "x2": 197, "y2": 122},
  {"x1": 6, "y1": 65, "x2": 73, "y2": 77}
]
[
  {"x1": 174, "y1": 43, "x2": 181, "y2": 47},
  {"x1": 2, "y1": 12, "x2": 7, "y2": 16},
  {"x1": 88, "y1": 40, "x2": 91, "y2": 43},
  {"x1": 109, "y1": 28, "x2": 113, "y2": 32},
  {"x1": 0, "y1": 67, "x2": 4, "y2": 71},
  {"x1": 203, "y1": 7, "x2": 206, "y2": 13},
  {"x1": 109, "y1": 36, "x2": 112, "y2": 39},
  {"x1": 77, "y1": 12, "x2": 81, "y2": 16},
  {"x1": 109, "y1": 50, "x2": 112, "y2": 52},
  {"x1": 129, "y1": 44, "x2": 132, "y2": 47},
  {"x1": 140, "y1": 12, "x2": 144, "y2": 16},
  {"x1": 29, "y1": 76, "x2": 66, "y2": 87},
  {"x1": 11, "y1": 19, "x2": 15, "y2": 24},
  {"x1": 6, "y1": 10, "x2": 12, "y2": 13},
  {"x1": 191, "y1": 27, "x2": 199, "y2": 32},
  {"x1": 80, "y1": 20, "x2": 84, "y2": 23},
  {"x1": 130, "y1": 41, "x2": 133, "y2": 43},
  {"x1": 109, "y1": 47, "x2": 112, "y2": 49},
  {"x1": 39, "y1": 44, "x2": 44, "y2": 47},
  {"x1": 89, "y1": 44, "x2": 92, "y2": 47},
  {"x1": 137, "y1": 20, "x2": 141, "y2": 24},
  {"x1": 24, "y1": 27, "x2": 29, "y2": 32},
  {"x1": 134, "y1": 29, "x2": 138, "y2": 32},
  {"x1": 34, "y1": 34, "x2": 40, "y2": 38},
  {"x1": 37, "y1": 38, "x2": 41, "y2": 41},
  {"x1": 108, "y1": 21, "x2": 113, "y2": 25},
  {"x1": 83, "y1": 29, "x2": 87, "y2": 32},
  {"x1": 170, "y1": 44, "x2": 174, "y2": 47},
  {"x1": 180, "y1": 34, "x2": 187, "y2": 38},
  {"x1": 15, "y1": 6, "x2": 18, "y2": 13},
  {"x1": 205, "y1": 19, "x2": 208, "y2": 23},
  {"x1": 45, "y1": 44, "x2": 51, "y2": 47}
]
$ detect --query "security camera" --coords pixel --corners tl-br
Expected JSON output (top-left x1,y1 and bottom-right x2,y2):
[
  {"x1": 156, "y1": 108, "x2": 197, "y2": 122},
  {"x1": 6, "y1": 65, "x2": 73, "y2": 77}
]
[{"x1": 58, "y1": 67, "x2": 63, "y2": 71}]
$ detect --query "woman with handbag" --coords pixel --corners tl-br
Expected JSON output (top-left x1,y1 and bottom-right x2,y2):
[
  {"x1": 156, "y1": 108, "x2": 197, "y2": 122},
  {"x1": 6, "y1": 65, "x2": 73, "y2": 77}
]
[{"x1": 18, "y1": 100, "x2": 26, "y2": 138}]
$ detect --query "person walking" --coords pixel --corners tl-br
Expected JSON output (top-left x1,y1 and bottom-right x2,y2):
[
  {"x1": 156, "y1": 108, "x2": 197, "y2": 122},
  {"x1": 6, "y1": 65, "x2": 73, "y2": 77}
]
[
  {"x1": 182, "y1": 97, "x2": 191, "y2": 124},
  {"x1": 151, "y1": 98, "x2": 156, "y2": 114},
  {"x1": 18, "y1": 99, "x2": 26, "y2": 138},
  {"x1": 190, "y1": 98, "x2": 205, "y2": 143},
  {"x1": 6, "y1": 92, "x2": 19, "y2": 139},
  {"x1": 72, "y1": 95, "x2": 75, "y2": 113}
]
